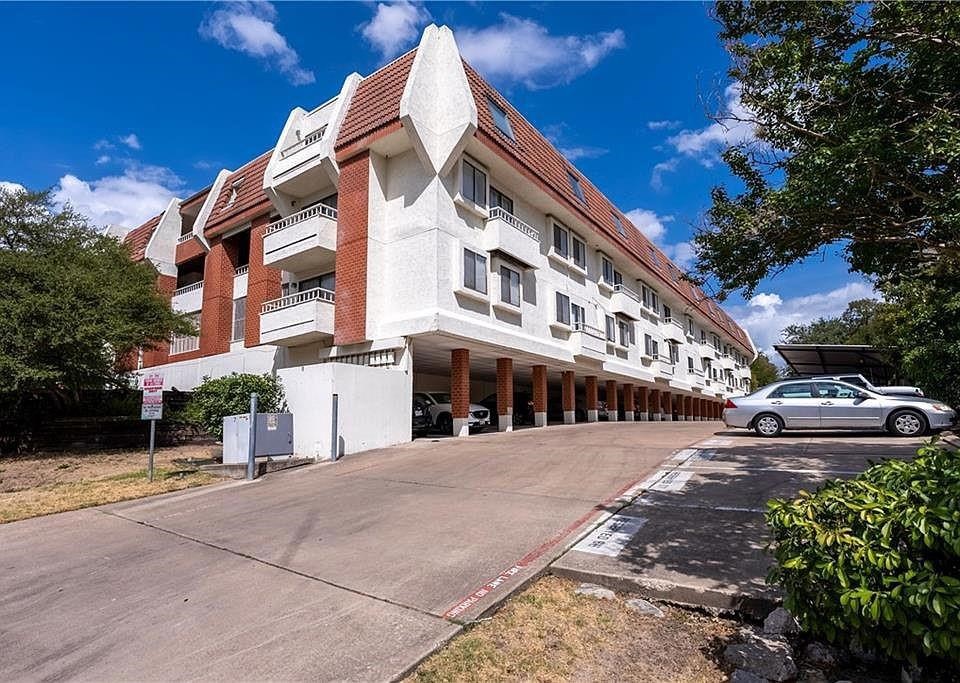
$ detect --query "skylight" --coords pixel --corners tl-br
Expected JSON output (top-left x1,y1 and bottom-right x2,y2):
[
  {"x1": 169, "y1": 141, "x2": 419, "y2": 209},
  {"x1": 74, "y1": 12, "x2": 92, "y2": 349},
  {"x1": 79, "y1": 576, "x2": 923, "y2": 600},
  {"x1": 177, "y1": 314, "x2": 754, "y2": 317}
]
[
  {"x1": 648, "y1": 245, "x2": 660, "y2": 266},
  {"x1": 612, "y1": 213, "x2": 626, "y2": 237},
  {"x1": 486, "y1": 96, "x2": 514, "y2": 140},
  {"x1": 567, "y1": 171, "x2": 585, "y2": 202}
]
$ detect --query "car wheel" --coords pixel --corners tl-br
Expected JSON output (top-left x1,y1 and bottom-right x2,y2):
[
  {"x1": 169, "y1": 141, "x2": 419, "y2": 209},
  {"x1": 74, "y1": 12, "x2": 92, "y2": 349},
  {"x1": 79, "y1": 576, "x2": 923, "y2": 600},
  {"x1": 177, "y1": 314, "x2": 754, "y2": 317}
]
[
  {"x1": 888, "y1": 409, "x2": 927, "y2": 437},
  {"x1": 435, "y1": 413, "x2": 453, "y2": 435},
  {"x1": 753, "y1": 413, "x2": 784, "y2": 437}
]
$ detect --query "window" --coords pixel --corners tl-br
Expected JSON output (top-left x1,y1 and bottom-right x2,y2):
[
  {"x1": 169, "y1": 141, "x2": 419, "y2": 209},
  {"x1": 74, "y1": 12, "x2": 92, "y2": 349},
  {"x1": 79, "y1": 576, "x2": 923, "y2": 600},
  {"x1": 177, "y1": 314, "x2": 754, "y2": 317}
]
[
  {"x1": 296, "y1": 271, "x2": 336, "y2": 293},
  {"x1": 649, "y1": 289, "x2": 660, "y2": 314},
  {"x1": 618, "y1": 319, "x2": 633, "y2": 346},
  {"x1": 712, "y1": 334, "x2": 721, "y2": 351},
  {"x1": 700, "y1": 328, "x2": 707, "y2": 344},
  {"x1": 499, "y1": 265, "x2": 520, "y2": 307},
  {"x1": 815, "y1": 382, "x2": 860, "y2": 399},
  {"x1": 648, "y1": 246, "x2": 660, "y2": 266},
  {"x1": 571, "y1": 234, "x2": 586, "y2": 269},
  {"x1": 663, "y1": 304, "x2": 673, "y2": 322},
  {"x1": 571, "y1": 303, "x2": 585, "y2": 328},
  {"x1": 669, "y1": 342, "x2": 679, "y2": 364},
  {"x1": 602, "y1": 257, "x2": 615, "y2": 285},
  {"x1": 461, "y1": 158, "x2": 487, "y2": 206},
  {"x1": 605, "y1": 315, "x2": 616, "y2": 342},
  {"x1": 463, "y1": 249, "x2": 487, "y2": 294},
  {"x1": 567, "y1": 171, "x2": 586, "y2": 202},
  {"x1": 553, "y1": 223, "x2": 569, "y2": 258},
  {"x1": 644, "y1": 334, "x2": 659, "y2": 358},
  {"x1": 232, "y1": 297, "x2": 246, "y2": 341},
  {"x1": 486, "y1": 96, "x2": 515, "y2": 140},
  {"x1": 769, "y1": 383, "x2": 815, "y2": 399},
  {"x1": 687, "y1": 317, "x2": 695, "y2": 336},
  {"x1": 612, "y1": 213, "x2": 626, "y2": 237},
  {"x1": 687, "y1": 356, "x2": 695, "y2": 371},
  {"x1": 489, "y1": 186, "x2": 513, "y2": 214},
  {"x1": 556, "y1": 292, "x2": 571, "y2": 325}
]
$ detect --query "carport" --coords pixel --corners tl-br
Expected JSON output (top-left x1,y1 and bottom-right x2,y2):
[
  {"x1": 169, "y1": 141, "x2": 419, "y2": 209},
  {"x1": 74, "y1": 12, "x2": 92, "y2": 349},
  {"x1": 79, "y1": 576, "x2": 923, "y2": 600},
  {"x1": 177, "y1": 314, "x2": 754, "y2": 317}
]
[{"x1": 774, "y1": 343, "x2": 898, "y2": 384}]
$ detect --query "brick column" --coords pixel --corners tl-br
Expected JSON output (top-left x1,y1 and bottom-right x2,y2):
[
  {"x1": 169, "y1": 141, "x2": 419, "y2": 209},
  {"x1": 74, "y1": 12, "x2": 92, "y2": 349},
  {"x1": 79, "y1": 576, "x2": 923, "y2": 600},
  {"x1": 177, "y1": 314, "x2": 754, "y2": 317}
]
[
  {"x1": 451, "y1": 349, "x2": 470, "y2": 436},
  {"x1": 532, "y1": 364, "x2": 548, "y2": 427},
  {"x1": 245, "y1": 213, "x2": 281, "y2": 347},
  {"x1": 199, "y1": 238, "x2": 238, "y2": 357},
  {"x1": 605, "y1": 380, "x2": 618, "y2": 422},
  {"x1": 649, "y1": 389, "x2": 661, "y2": 421},
  {"x1": 561, "y1": 370, "x2": 576, "y2": 424},
  {"x1": 661, "y1": 390, "x2": 672, "y2": 422},
  {"x1": 585, "y1": 376, "x2": 599, "y2": 422},
  {"x1": 622, "y1": 383, "x2": 635, "y2": 421},
  {"x1": 334, "y1": 151, "x2": 370, "y2": 346},
  {"x1": 142, "y1": 274, "x2": 177, "y2": 367},
  {"x1": 637, "y1": 386, "x2": 649, "y2": 421},
  {"x1": 683, "y1": 395, "x2": 692, "y2": 421},
  {"x1": 715, "y1": 401, "x2": 722, "y2": 420},
  {"x1": 496, "y1": 357, "x2": 513, "y2": 432}
]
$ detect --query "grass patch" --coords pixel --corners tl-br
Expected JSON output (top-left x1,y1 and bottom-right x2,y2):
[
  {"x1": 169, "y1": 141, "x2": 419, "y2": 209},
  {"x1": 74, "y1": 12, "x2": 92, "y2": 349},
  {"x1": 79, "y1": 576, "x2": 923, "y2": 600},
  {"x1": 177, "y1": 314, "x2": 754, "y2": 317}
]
[
  {"x1": 0, "y1": 468, "x2": 219, "y2": 524},
  {"x1": 410, "y1": 576, "x2": 735, "y2": 682}
]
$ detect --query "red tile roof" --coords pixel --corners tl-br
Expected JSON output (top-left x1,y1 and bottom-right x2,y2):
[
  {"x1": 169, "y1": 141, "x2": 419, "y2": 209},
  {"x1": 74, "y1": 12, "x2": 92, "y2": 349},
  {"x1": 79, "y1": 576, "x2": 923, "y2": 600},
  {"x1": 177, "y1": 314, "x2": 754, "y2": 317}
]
[
  {"x1": 123, "y1": 214, "x2": 162, "y2": 261},
  {"x1": 335, "y1": 50, "x2": 416, "y2": 155},
  {"x1": 463, "y1": 61, "x2": 753, "y2": 353},
  {"x1": 203, "y1": 150, "x2": 273, "y2": 237}
]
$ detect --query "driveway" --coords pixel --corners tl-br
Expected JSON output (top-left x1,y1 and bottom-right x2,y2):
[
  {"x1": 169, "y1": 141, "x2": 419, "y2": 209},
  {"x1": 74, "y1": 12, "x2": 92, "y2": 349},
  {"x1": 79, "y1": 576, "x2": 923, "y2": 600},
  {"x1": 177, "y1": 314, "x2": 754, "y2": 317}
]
[{"x1": 0, "y1": 422, "x2": 717, "y2": 682}]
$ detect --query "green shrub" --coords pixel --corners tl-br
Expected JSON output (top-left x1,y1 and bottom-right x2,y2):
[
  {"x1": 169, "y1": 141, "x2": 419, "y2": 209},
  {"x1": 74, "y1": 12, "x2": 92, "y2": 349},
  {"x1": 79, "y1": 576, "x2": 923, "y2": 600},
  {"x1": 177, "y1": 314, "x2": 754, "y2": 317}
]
[
  {"x1": 183, "y1": 373, "x2": 286, "y2": 440},
  {"x1": 767, "y1": 440, "x2": 960, "y2": 666}
]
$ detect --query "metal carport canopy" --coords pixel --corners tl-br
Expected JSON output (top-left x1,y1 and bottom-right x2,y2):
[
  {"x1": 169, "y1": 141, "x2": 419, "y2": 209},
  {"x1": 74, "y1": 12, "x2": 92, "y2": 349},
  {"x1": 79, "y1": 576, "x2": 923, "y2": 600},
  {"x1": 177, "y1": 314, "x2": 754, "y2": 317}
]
[{"x1": 773, "y1": 344, "x2": 894, "y2": 384}]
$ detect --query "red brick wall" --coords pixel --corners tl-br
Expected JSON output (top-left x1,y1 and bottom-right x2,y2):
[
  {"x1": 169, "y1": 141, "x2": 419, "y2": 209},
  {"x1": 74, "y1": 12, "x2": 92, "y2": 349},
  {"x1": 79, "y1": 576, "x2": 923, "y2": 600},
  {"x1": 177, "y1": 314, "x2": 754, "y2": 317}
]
[
  {"x1": 451, "y1": 349, "x2": 470, "y2": 419},
  {"x1": 605, "y1": 380, "x2": 618, "y2": 412},
  {"x1": 638, "y1": 386, "x2": 649, "y2": 413},
  {"x1": 622, "y1": 383, "x2": 634, "y2": 412},
  {"x1": 684, "y1": 395, "x2": 692, "y2": 418},
  {"x1": 199, "y1": 238, "x2": 237, "y2": 357},
  {"x1": 585, "y1": 376, "x2": 598, "y2": 411},
  {"x1": 561, "y1": 371, "x2": 575, "y2": 411},
  {"x1": 142, "y1": 274, "x2": 176, "y2": 368},
  {"x1": 334, "y1": 151, "x2": 370, "y2": 346},
  {"x1": 496, "y1": 358, "x2": 513, "y2": 414},
  {"x1": 175, "y1": 237, "x2": 205, "y2": 265},
  {"x1": 649, "y1": 389, "x2": 661, "y2": 415},
  {"x1": 532, "y1": 365, "x2": 547, "y2": 413},
  {"x1": 245, "y1": 214, "x2": 281, "y2": 347},
  {"x1": 661, "y1": 391, "x2": 672, "y2": 417}
]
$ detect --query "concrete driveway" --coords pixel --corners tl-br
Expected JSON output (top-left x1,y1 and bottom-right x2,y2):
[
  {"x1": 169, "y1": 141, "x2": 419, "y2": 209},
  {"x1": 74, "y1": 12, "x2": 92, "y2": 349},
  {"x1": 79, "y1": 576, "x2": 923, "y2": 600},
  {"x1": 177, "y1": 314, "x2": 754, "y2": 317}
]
[{"x1": 0, "y1": 422, "x2": 717, "y2": 682}]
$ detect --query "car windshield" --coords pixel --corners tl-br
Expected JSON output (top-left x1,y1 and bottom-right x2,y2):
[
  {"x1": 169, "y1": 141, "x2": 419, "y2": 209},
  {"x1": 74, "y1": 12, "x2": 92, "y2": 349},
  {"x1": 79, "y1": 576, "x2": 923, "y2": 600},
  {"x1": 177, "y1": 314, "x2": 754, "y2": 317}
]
[{"x1": 429, "y1": 392, "x2": 451, "y2": 404}]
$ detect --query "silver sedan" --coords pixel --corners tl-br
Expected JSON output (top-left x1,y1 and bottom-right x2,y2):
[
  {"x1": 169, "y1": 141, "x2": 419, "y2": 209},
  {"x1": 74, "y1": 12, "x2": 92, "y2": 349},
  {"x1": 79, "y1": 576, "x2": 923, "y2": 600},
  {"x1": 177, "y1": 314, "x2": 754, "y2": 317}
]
[{"x1": 722, "y1": 379, "x2": 956, "y2": 437}]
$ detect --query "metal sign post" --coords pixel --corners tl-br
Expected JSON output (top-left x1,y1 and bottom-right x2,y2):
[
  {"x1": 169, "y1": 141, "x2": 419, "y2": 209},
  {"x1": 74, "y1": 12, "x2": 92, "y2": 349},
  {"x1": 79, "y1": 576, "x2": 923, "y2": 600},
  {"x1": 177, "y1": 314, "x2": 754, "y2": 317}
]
[
  {"x1": 140, "y1": 373, "x2": 164, "y2": 482},
  {"x1": 246, "y1": 393, "x2": 259, "y2": 481}
]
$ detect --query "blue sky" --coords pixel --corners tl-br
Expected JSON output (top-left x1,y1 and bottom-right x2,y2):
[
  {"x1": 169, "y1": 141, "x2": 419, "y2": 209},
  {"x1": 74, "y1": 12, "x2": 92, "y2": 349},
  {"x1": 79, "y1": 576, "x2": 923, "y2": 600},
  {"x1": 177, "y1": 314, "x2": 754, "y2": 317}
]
[{"x1": 0, "y1": 1, "x2": 873, "y2": 357}]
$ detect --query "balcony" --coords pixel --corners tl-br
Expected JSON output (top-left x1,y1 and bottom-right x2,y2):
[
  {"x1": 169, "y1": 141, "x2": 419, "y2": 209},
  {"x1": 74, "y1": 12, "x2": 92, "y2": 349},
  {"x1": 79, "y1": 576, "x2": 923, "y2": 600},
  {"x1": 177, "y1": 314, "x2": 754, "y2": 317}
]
[
  {"x1": 718, "y1": 353, "x2": 736, "y2": 370},
  {"x1": 259, "y1": 287, "x2": 335, "y2": 346},
  {"x1": 171, "y1": 281, "x2": 203, "y2": 313},
  {"x1": 570, "y1": 322, "x2": 607, "y2": 362},
  {"x1": 661, "y1": 317, "x2": 686, "y2": 343},
  {"x1": 657, "y1": 355, "x2": 676, "y2": 376},
  {"x1": 609, "y1": 284, "x2": 642, "y2": 320},
  {"x1": 482, "y1": 207, "x2": 541, "y2": 268},
  {"x1": 263, "y1": 204, "x2": 338, "y2": 273}
]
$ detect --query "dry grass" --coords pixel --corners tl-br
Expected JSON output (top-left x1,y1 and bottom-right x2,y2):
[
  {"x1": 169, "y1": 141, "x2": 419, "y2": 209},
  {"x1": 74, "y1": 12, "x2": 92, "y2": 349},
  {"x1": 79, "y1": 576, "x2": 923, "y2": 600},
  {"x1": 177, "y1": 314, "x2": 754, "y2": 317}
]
[
  {"x1": 0, "y1": 444, "x2": 223, "y2": 523},
  {"x1": 410, "y1": 576, "x2": 736, "y2": 683}
]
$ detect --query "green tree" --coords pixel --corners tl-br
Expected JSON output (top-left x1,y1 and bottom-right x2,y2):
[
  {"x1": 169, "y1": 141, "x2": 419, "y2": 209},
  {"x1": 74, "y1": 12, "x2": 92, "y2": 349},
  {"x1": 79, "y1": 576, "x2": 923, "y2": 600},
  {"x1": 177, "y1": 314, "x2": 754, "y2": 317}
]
[
  {"x1": 750, "y1": 351, "x2": 780, "y2": 389},
  {"x1": 781, "y1": 298, "x2": 888, "y2": 345},
  {"x1": 0, "y1": 188, "x2": 192, "y2": 401},
  {"x1": 695, "y1": 2, "x2": 960, "y2": 297},
  {"x1": 184, "y1": 373, "x2": 287, "y2": 440}
]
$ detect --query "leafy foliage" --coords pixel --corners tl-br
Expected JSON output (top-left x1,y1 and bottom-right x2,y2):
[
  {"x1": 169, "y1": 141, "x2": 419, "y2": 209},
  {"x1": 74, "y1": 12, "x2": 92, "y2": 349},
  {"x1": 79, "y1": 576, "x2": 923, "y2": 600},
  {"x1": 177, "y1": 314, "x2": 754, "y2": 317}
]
[
  {"x1": 183, "y1": 373, "x2": 286, "y2": 440},
  {"x1": 749, "y1": 351, "x2": 780, "y2": 389},
  {"x1": 767, "y1": 441, "x2": 960, "y2": 666},
  {"x1": 695, "y1": 2, "x2": 960, "y2": 297},
  {"x1": 0, "y1": 187, "x2": 193, "y2": 399},
  {"x1": 781, "y1": 299, "x2": 889, "y2": 346}
]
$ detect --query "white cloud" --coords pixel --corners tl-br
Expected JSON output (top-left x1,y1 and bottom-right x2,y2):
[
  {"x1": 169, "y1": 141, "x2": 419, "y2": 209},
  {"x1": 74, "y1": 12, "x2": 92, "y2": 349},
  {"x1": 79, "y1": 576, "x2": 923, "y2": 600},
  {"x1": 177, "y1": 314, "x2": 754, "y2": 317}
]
[
  {"x1": 667, "y1": 82, "x2": 754, "y2": 161},
  {"x1": 650, "y1": 158, "x2": 679, "y2": 191},
  {"x1": 625, "y1": 208, "x2": 670, "y2": 242},
  {"x1": 558, "y1": 145, "x2": 607, "y2": 162},
  {"x1": 199, "y1": 1, "x2": 315, "y2": 86},
  {"x1": 93, "y1": 139, "x2": 114, "y2": 151},
  {"x1": 456, "y1": 15, "x2": 625, "y2": 89},
  {"x1": 0, "y1": 181, "x2": 26, "y2": 195},
  {"x1": 120, "y1": 133, "x2": 141, "y2": 150},
  {"x1": 360, "y1": 1, "x2": 430, "y2": 60},
  {"x1": 95, "y1": 155, "x2": 111, "y2": 165},
  {"x1": 647, "y1": 120, "x2": 681, "y2": 131},
  {"x1": 728, "y1": 281, "x2": 877, "y2": 358},
  {"x1": 50, "y1": 163, "x2": 184, "y2": 231},
  {"x1": 664, "y1": 241, "x2": 696, "y2": 269}
]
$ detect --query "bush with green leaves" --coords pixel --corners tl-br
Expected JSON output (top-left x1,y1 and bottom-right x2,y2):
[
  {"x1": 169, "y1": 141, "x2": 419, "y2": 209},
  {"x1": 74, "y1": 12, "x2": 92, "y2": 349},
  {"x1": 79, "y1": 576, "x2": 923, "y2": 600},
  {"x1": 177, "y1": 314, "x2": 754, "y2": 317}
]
[
  {"x1": 183, "y1": 373, "x2": 286, "y2": 440},
  {"x1": 767, "y1": 440, "x2": 960, "y2": 666}
]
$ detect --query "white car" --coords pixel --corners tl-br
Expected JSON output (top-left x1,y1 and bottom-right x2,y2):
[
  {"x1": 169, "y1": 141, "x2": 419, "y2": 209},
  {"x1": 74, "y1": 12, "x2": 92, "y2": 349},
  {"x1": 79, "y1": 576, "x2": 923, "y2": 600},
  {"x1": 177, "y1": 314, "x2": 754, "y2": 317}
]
[
  {"x1": 811, "y1": 373, "x2": 923, "y2": 397},
  {"x1": 414, "y1": 392, "x2": 491, "y2": 434}
]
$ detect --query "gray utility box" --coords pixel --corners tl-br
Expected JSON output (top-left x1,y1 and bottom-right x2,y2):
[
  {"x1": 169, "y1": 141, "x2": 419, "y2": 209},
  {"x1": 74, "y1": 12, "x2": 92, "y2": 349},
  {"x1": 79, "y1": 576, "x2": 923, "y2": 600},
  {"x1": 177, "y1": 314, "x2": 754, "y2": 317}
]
[{"x1": 222, "y1": 413, "x2": 294, "y2": 464}]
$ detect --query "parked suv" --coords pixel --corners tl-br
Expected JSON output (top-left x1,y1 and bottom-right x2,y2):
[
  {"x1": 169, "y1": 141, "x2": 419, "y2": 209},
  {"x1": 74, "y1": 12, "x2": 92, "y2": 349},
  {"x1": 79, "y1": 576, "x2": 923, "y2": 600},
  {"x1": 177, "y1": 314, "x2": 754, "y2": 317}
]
[
  {"x1": 809, "y1": 373, "x2": 923, "y2": 397},
  {"x1": 413, "y1": 392, "x2": 491, "y2": 434},
  {"x1": 479, "y1": 392, "x2": 535, "y2": 426},
  {"x1": 412, "y1": 396, "x2": 431, "y2": 438}
]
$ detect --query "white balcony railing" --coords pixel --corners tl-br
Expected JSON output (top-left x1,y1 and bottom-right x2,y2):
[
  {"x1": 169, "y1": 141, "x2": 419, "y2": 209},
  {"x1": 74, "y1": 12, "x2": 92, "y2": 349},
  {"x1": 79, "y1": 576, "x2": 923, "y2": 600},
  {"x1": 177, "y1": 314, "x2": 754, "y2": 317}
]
[
  {"x1": 173, "y1": 281, "x2": 203, "y2": 296},
  {"x1": 612, "y1": 283, "x2": 640, "y2": 301},
  {"x1": 176, "y1": 233, "x2": 194, "y2": 244},
  {"x1": 572, "y1": 321, "x2": 606, "y2": 338},
  {"x1": 234, "y1": 265, "x2": 249, "y2": 276},
  {"x1": 265, "y1": 203, "x2": 338, "y2": 237},
  {"x1": 488, "y1": 207, "x2": 540, "y2": 242},
  {"x1": 279, "y1": 125, "x2": 327, "y2": 159},
  {"x1": 261, "y1": 287, "x2": 335, "y2": 314},
  {"x1": 658, "y1": 355, "x2": 676, "y2": 375},
  {"x1": 664, "y1": 316, "x2": 684, "y2": 329}
]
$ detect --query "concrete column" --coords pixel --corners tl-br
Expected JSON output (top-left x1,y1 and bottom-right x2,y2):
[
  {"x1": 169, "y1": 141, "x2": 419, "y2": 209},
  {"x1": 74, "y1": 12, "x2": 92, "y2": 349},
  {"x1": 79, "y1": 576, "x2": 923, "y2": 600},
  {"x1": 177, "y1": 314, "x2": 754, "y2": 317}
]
[
  {"x1": 532, "y1": 364, "x2": 548, "y2": 427},
  {"x1": 683, "y1": 395, "x2": 692, "y2": 421},
  {"x1": 451, "y1": 348, "x2": 471, "y2": 436},
  {"x1": 622, "y1": 383, "x2": 635, "y2": 421},
  {"x1": 496, "y1": 357, "x2": 513, "y2": 432},
  {"x1": 605, "y1": 380, "x2": 619, "y2": 422},
  {"x1": 662, "y1": 391, "x2": 672, "y2": 422},
  {"x1": 561, "y1": 370, "x2": 576, "y2": 424},
  {"x1": 637, "y1": 386, "x2": 649, "y2": 421},
  {"x1": 585, "y1": 376, "x2": 599, "y2": 422},
  {"x1": 649, "y1": 389, "x2": 661, "y2": 421}
]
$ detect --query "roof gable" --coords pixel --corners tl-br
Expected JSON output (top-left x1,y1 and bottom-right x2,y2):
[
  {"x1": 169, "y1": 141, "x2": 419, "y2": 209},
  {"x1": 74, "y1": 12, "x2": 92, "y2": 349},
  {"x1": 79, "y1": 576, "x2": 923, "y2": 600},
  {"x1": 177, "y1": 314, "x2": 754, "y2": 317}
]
[
  {"x1": 203, "y1": 150, "x2": 273, "y2": 236},
  {"x1": 122, "y1": 214, "x2": 162, "y2": 261}
]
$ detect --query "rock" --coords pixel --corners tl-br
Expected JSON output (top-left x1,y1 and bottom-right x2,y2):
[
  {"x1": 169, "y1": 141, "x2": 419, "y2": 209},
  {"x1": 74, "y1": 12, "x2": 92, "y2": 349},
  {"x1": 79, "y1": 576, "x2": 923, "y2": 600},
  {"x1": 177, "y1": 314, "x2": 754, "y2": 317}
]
[
  {"x1": 723, "y1": 632, "x2": 798, "y2": 682},
  {"x1": 763, "y1": 606, "x2": 800, "y2": 635},
  {"x1": 730, "y1": 669, "x2": 767, "y2": 683},
  {"x1": 798, "y1": 669, "x2": 829, "y2": 683},
  {"x1": 625, "y1": 598, "x2": 664, "y2": 618},
  {"x1": 574, "y1": 583, "x2": 616, "y2": 600},
  {"x1": 849, "y1": 638, "x2": 881, "y2": 664},
  {"x1": 803, "y1": 642, "x2": 839, "y2": 670}
]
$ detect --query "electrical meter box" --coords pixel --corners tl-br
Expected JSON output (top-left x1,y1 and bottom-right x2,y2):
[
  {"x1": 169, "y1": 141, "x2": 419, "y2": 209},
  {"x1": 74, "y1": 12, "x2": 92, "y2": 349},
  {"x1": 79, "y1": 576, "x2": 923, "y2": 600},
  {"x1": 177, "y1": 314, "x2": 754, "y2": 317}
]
[{"x1": 222, "y1": 413, "x2": 294, "y2": 464}]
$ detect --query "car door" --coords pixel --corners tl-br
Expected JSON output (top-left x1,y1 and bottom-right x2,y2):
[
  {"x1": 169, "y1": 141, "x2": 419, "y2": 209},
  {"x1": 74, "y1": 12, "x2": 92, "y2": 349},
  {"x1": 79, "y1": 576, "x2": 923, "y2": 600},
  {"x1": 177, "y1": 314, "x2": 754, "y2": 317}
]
[
  {"x1": 766, "y1": 382, "x2": 821, "y2": 428},
  {"x1": 814, "y1": 382, "x2": 885, "y2": 428}
]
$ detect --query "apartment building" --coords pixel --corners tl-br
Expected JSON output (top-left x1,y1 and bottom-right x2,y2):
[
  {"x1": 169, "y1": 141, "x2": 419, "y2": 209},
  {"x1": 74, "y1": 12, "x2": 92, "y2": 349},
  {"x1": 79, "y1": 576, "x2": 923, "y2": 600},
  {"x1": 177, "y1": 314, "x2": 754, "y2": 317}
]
[{"x1": 123, "y1": 24, "x2": 756, "y2": 458}]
